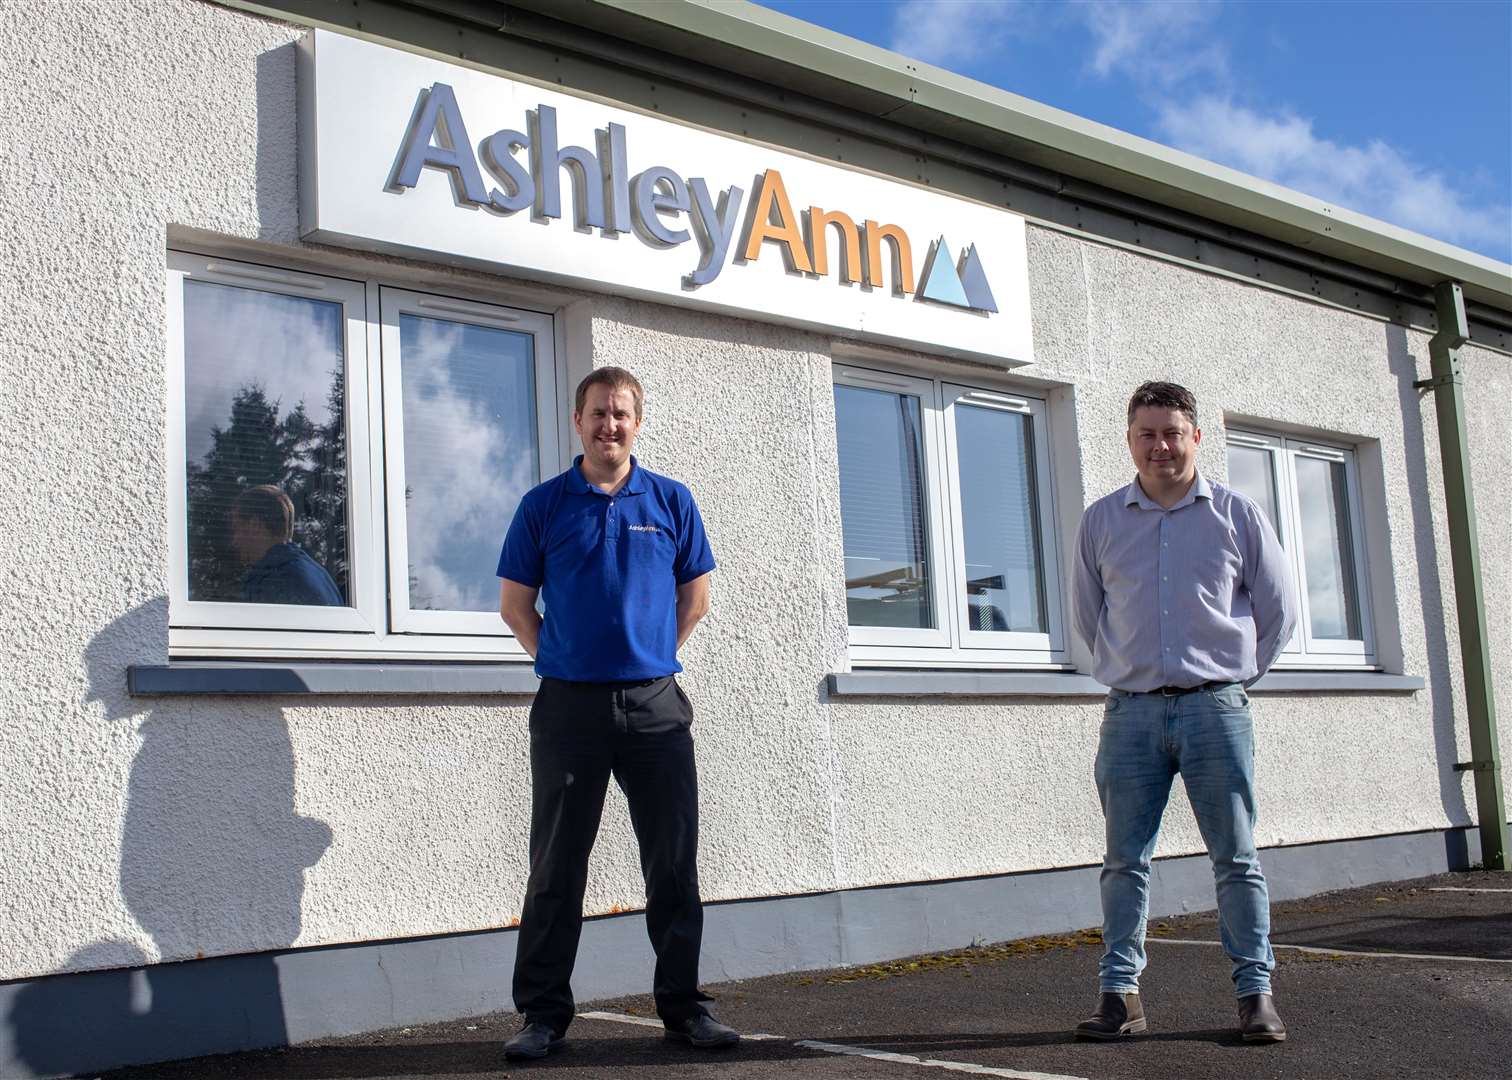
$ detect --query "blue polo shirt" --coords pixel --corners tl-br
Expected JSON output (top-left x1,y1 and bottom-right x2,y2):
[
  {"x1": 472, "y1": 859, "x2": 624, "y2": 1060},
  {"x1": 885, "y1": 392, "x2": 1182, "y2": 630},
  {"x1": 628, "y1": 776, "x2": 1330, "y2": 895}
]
[{"x1": 497, "y1": 456, "x2": 716, "y2": 682}]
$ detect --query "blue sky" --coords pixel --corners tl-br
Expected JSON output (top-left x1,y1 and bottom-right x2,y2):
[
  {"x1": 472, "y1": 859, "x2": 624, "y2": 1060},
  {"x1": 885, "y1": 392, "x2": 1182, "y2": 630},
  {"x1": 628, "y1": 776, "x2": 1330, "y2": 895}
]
[{"x1": 756, "y1": 1, "x2": 1512, "y2": 264}]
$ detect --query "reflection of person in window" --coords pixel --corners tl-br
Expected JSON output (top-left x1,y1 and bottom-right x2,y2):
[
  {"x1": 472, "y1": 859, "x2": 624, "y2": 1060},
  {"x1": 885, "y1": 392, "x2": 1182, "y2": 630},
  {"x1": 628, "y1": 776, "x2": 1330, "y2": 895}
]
[{"x1": 229, "y1": 485, "x2": 343, "y2": 606}]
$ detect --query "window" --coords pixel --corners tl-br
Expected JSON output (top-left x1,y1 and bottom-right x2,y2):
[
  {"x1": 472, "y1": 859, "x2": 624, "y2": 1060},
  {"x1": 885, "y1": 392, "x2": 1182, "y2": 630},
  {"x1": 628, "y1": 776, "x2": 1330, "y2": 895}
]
[
  {"x1": 1225, "y1": 429, "x2": 1375, "y2": 666},
  {"x1": 833, "y1": 364, "x2": 1066, "y2": 667},
  {"x1": 168, "y1": 253, "x2": 559, "y2": 658}
]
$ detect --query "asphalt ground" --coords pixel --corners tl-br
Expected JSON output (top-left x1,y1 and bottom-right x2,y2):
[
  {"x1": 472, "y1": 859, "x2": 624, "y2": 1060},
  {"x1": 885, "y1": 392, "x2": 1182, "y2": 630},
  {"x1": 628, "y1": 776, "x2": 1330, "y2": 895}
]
[{"x1": 96, "y1": 871, "x2": 1512, "y2": 1080}]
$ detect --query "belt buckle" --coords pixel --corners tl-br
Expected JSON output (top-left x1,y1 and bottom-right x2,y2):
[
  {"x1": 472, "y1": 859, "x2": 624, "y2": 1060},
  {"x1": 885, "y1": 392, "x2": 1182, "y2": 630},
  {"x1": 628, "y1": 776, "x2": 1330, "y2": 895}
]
[{"x1": 1159, "y1": 685, "x2": 1182, "y2": 697}]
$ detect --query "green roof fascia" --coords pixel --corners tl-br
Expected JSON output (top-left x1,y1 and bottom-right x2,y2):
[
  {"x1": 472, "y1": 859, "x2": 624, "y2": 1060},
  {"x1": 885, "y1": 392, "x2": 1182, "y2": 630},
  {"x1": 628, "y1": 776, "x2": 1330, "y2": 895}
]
[{"x1": 554, "y1": 0, "x2": 1511, "y2": 310}]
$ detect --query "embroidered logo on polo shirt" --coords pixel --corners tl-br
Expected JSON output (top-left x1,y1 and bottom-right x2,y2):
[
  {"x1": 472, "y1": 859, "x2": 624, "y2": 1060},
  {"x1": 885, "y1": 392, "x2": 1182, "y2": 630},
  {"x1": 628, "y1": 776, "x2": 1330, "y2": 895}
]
[{"x1": 628, "y1": 524, "x2": 660, "y2": 533}]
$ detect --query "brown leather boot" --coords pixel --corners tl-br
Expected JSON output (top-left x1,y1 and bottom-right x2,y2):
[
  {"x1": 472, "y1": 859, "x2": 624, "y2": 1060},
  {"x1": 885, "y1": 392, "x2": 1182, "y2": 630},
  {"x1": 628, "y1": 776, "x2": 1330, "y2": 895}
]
[
  {"x1": 1238, "y1": 993, "x2": 1287, "y2": 1043},
  {"x1": 1073, "y1": 992, "x2": 1146, "y2": 1040}
]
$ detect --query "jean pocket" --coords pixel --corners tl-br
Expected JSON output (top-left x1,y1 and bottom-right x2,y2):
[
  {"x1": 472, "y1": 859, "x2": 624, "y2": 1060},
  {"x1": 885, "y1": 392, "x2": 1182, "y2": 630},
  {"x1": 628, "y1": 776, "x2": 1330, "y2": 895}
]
[{"x1": 1211, "y1": 683, "x2": 1250, "y2": 711}]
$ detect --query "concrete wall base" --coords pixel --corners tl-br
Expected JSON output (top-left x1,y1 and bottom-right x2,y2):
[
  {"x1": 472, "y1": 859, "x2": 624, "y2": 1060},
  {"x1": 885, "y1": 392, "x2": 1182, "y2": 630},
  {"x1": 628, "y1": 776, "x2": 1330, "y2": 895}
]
[{"x1": 0, "y1": 825, "x2": 1489, "y2": 1078}]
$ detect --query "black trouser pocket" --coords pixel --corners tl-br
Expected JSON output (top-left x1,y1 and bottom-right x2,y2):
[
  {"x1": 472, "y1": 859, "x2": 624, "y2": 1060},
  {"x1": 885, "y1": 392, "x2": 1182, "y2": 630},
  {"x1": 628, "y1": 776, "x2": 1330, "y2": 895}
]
[{"x1": 623, "y1": 675, "x2": 694, "y2": 733}]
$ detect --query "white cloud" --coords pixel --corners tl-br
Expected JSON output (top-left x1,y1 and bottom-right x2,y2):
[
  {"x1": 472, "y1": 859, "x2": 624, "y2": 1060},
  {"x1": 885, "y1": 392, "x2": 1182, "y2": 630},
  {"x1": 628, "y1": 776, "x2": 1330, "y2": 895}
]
[
  {"x1": 888, "y1": 0, "x2": 1028, "y2": 69},
  {"x1": 183, "y1": 283, "x2": 342, "y2": 463},
  {"x1": 1156, "y1": 97, "x2": 1512, "y2": 253},
  {"x1": 398, "y1": 317, "x2": 537, "y2": 613},
  {"x1": 1076, "y1": 1, "x2": 1228, "y2": 88},
  {"x1": 881, "y1": 1, "x2": 1509, "y2": 256}
]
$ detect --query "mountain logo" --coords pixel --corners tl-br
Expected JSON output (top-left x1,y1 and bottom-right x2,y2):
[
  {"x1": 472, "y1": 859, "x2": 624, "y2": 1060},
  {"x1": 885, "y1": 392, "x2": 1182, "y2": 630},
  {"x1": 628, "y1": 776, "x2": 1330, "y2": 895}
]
[{"x1": 918, "y1": 238, "x2": 998, "y2": 313}]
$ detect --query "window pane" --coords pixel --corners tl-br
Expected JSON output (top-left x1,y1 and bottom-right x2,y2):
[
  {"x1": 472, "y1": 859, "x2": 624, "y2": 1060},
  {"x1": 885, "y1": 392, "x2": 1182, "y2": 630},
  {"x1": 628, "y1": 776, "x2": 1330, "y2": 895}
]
[
  {"x1": 1294, "y1": 455, "x2": 1362, "y2": 640},
  {"x1": 834, "y1": 384, "x2": 934, "y2": 629},
  {"x1": 182, "y1": 280, "x2": 350, "y2": 606},
  {"x1": 1226, "y1": 444, "x2": 1281, "y2": 538},
  {"x1": 399, "y1": 313, "x2": 538, "y2": 613},
  {"x1": 954, "y1": 403, "x2": 1046, "y2": 633}
]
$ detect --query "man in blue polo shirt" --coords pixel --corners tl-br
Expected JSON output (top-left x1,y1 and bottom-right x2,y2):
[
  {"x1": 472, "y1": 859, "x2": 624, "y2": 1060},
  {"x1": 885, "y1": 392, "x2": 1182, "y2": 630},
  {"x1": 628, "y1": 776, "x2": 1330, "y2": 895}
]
[{"x1": 496, "y1": 366, "x2": 737, "y2": 1061}]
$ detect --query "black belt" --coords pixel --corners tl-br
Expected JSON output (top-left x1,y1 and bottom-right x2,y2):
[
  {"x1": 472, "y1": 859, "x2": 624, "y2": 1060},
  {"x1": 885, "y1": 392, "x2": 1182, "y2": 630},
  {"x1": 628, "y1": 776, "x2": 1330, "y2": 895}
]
[{"x1": 1142, "y1": 680, "x2": 1233, "y2": 697}]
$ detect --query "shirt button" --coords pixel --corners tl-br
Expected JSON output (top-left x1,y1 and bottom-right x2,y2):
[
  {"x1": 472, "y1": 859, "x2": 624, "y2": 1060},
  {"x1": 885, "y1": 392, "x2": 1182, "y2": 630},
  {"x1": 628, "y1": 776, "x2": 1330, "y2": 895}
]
[{"x1": 1163, "y1": 609, "x2": 1169, "y2": 614}]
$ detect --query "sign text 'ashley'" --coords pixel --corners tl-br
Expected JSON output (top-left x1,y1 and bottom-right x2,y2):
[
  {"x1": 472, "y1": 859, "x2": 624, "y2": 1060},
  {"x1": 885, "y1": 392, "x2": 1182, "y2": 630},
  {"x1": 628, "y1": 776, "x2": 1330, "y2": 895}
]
[{"x1": 391, "y1": 83, "x2": 997, "y2": 312}]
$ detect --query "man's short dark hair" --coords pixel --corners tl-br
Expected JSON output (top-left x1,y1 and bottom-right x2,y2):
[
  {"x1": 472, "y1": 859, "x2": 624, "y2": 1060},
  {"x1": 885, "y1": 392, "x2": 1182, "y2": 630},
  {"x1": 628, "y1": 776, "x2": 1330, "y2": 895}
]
[
  {"x1": 1126, "y1": 381, "x2": 1197, "y2": 428},
  {"x1": 231, "y1": 485, "x2": 295, "y2": 542},
  {"x1": 574, "y1": 366, "x2": 645, "y2": 420}
]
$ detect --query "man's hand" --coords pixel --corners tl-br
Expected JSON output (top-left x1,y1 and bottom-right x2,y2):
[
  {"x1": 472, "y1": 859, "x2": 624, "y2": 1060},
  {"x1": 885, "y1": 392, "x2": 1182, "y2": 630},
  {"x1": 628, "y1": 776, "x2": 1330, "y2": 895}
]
[
  {"x1": 499, "y1": 579, "x2": 543, "y2": 658},
  {"x1": 676, "y1": 573, "x2": 711, "y2": 650}
]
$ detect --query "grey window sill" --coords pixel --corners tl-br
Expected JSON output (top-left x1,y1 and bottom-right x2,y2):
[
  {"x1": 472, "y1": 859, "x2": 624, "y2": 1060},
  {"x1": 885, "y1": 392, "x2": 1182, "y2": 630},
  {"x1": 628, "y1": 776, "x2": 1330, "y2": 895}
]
[
  {"x1": 826, "y1": 670, "x2": 1425, "y2": 698},
  {"x1": 128, "y1": 663, "x2": 540, "y2": 696},
  {"x1": 1250, "y1": 671, "x2": 1424, "y2": 693}
]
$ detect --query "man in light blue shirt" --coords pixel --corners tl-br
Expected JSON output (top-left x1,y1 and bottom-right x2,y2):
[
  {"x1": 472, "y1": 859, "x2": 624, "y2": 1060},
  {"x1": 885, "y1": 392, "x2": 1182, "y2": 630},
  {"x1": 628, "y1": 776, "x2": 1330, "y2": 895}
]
[{"x1": 1071, "y1": 381, "x2": 1297, "y2": 1045}]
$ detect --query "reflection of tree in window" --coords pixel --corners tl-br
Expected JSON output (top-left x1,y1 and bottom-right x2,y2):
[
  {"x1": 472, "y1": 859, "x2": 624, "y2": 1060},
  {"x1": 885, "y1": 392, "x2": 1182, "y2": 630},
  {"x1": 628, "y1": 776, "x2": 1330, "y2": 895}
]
[
  {"x1": 181, "y1": 279, "x2": 349, "y2": 606},
  {"x1": 184, "y1": 373, "x2": 348, "y2": 604}
]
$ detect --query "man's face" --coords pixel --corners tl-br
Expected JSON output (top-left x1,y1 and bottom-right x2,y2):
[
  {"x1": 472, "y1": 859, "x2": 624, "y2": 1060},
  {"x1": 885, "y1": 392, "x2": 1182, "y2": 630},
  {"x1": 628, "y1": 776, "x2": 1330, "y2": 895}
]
[
  {"x1": 229, "y1": 513, "x2": 276, "y2": 565},
  {"x1": 1127, "y1": 405, "x2": 1201, "y2": 489},
  {"x1": 574, "y1": 383, "x2": 642, "y2": 473}
]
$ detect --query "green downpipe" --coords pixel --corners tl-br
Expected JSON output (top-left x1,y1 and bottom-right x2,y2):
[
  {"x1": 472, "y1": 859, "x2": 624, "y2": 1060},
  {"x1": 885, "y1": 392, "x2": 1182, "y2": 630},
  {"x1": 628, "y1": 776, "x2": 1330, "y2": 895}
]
[{"x1": 1419, "y1": 281, "x2": 1509, "y2": 870}]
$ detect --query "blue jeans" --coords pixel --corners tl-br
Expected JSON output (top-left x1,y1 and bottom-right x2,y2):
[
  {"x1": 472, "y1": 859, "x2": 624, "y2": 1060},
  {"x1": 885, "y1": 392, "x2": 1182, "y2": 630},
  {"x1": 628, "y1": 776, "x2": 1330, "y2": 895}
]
[{"x1": 1094, "y1": 684, "x2": 1275, "y2": 998}]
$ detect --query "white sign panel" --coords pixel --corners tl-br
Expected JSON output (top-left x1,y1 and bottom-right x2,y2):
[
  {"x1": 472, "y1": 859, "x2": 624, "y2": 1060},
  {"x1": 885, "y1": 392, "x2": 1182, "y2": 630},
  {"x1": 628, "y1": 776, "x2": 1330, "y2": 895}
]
[{"x1": 298, "y1": 30, "x2": 1034, "y2": 365}]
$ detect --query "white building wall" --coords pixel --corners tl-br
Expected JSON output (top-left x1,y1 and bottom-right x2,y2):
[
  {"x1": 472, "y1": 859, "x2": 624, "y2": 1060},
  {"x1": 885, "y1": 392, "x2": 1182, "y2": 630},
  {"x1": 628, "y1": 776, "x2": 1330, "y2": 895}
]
[{"x1": 0, "y1": 0, "x2": 1507, "y2": 984}]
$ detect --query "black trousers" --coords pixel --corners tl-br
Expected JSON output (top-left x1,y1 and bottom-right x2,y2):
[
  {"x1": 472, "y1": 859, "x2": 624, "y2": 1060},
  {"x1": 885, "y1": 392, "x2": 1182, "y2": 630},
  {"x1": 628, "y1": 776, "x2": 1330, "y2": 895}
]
[{"x1": 512, "y1": 675, "x2": 709, "y2": 1034}]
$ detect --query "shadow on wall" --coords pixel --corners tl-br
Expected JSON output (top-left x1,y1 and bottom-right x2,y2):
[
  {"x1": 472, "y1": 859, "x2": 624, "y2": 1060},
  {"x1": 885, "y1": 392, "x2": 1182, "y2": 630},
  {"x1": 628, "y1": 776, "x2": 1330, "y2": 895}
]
[
  {"x1": 255, "y1": 42, "x2": 300, "y2": 241},
  {"x1": 4, "y1": 600, "x2": 332, "y2": 1077},
  {"x1": 1385, "y1": 324, "x2": 1471, "y2": 830}
]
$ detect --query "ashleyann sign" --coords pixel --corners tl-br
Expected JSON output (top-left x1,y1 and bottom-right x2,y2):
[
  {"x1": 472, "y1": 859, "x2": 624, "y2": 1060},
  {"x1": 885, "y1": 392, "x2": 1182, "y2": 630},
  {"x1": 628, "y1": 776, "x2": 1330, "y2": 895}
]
[{"x1": 298, "y1": 30, "x2": 1034, "y2": 365}]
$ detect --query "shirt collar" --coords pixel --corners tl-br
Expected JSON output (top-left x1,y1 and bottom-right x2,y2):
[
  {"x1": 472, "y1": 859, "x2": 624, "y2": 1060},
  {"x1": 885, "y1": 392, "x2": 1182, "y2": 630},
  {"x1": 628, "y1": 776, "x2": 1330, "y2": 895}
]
[
  {"x1": 570, "y1": 454, "x2": 645, "y2": 496},
  {"x1": 1124, "y1": 470, "x2": 1211, "y2": 512}
]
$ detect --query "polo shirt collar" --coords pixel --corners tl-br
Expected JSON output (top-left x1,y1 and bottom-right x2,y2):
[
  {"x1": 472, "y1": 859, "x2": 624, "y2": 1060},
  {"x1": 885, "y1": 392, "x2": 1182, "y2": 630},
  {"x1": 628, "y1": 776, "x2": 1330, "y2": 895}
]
[
  {"x1": 1124, "y1": 470, "x2": 1211, "y2": 511},
  {"x1": 569, "y1": 455, "x2": 646, "y2": 496}
]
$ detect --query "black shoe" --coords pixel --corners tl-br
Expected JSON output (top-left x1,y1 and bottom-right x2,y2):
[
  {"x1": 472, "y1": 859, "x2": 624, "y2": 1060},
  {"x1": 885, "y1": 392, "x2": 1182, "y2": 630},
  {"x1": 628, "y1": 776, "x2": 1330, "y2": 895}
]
[
  {"x1": 664, "y1": 1013, "x2": 740, "y2": 1049},
  {"x1": 1238, "y1": 993, "x2": 1287, "y2": 1043},
  {"x1": 1074, "y1": 992, "x2": 1147, "y2": 1040},
  {"x1": 504, "y1": 1021, "x2": 566, "y2": 1061}
]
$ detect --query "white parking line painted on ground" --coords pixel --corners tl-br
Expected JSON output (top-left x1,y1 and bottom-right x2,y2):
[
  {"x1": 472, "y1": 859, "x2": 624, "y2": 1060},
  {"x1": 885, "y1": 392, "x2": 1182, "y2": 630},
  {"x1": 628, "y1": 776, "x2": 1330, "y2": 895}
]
[
  {"x1": 1151, "y1": 937, "x2": 1512, "y2": 964},
  {"x1": 578, "y1": 1010, "x2": 666, "y2": 1028},
  {"x1": 795, "y1": 1041, "x2": 1088, "y2": 1080},
  {"x1": 578, "y1": 1010, "x2": 783, "y2": 1039},
  {"x1": 1427, "y1": 887, "x2": 1512, "y2": 893},
  {"x1": 579, "y1": 1010, "x2": 1088, "y2": 1079}
]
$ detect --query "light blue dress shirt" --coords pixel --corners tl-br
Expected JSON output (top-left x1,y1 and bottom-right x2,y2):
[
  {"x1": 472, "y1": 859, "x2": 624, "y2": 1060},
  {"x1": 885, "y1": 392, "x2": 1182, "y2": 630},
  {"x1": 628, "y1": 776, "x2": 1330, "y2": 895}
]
[{"x1": 1072, "y1": 472, "x2": 1297, "y2": 692}]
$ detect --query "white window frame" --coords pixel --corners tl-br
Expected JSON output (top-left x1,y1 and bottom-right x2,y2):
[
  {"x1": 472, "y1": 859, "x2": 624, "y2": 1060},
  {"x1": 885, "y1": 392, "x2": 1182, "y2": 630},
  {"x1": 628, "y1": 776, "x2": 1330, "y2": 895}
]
[
  {"x1": 942, "y1": 384, "x2": 1064, "y2": 659},
  {"x1": 379, "y1": 287, "x2": 559, "y2": 637},
  {"x1": 833, "y1": 367, "x2": 954, "y2": 651},
  {"x1": 166, "y1": 251, "x2": 560, "y2": 660},
  {"x1": 166, "y1": 253, "x2": 380, "y2": 635},
  {"x1": 835, "y1": 363, "x2": 1068, "y2": 669},
  {"x1": 1226, "y1": 429, "x2": 1376, "y2": 668}
]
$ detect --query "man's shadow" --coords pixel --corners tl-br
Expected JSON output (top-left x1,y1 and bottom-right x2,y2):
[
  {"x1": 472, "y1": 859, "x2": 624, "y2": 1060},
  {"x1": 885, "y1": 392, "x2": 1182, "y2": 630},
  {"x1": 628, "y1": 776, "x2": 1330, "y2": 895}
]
[{"x1": 5, "y1": 599, "x2": 332, "y2": 1076}]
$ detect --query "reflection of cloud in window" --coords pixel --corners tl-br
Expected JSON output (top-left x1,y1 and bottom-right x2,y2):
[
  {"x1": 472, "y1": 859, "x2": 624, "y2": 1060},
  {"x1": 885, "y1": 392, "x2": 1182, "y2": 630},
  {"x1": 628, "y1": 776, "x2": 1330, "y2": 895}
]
[
  {"x1": 1296, "y1": 457, "x2": 1353, "y2": 639},
  {"x1": 182, "y1": 281, "x2": 343, "y2": 464},
  {"x1": 400, "y1": 316, "x2": 536, "y2": 612}
]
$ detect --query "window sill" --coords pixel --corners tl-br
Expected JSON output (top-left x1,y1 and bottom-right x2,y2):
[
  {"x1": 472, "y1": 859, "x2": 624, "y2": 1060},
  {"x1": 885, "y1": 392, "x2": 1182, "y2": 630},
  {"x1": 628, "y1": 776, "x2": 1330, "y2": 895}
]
[
  {"x1": 825, "y1": 670, "x2": 1425, "y2": 698},
  {"x1": 827, "y1": 671, "x2": 1105, "y2": 697},
  {"x1": 1250, "y1": 671, "x2": 1423, "y2": 693},
  {"x1": 128, "y1": 662, "x2": 539, "y2": 697}
]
